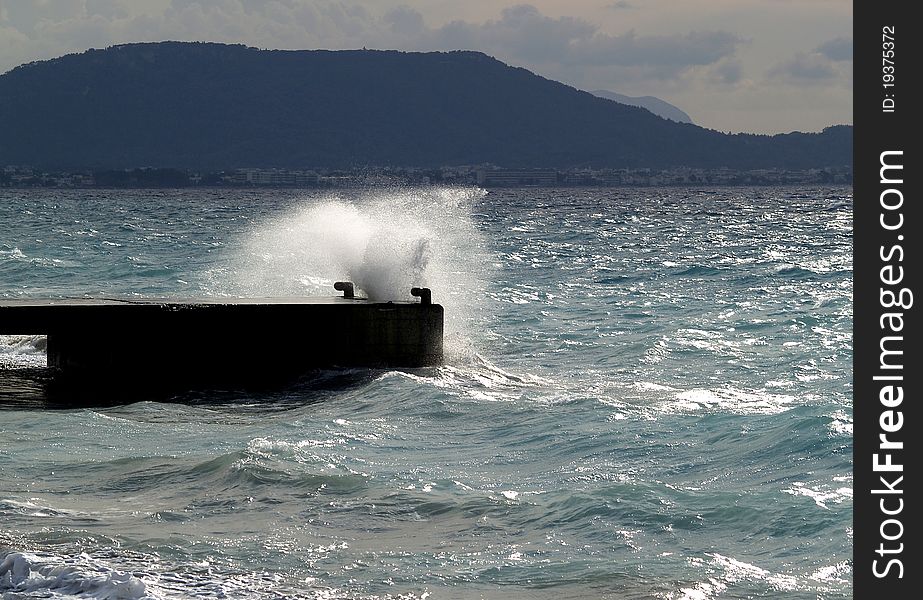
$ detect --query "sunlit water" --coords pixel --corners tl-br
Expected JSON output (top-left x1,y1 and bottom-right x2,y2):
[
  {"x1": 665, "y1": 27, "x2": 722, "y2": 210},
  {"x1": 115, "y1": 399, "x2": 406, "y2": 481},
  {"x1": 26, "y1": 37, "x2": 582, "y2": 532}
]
[{"x1": 0, "y1": 186, "x2": 851, "y2": 599}]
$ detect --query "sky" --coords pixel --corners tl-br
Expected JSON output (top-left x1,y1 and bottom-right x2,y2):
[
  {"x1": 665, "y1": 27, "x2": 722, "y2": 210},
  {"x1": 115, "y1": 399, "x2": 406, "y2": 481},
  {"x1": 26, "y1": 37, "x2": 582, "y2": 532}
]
[{"x1": 0, "y1": 0, "x2": 852, "y2": 134}]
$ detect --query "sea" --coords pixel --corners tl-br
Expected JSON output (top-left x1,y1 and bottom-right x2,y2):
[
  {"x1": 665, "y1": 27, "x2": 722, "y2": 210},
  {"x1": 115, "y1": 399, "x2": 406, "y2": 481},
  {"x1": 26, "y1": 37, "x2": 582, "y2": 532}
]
[{"x1": 0, "y1": 186, "x2": 852, "y2": 599}]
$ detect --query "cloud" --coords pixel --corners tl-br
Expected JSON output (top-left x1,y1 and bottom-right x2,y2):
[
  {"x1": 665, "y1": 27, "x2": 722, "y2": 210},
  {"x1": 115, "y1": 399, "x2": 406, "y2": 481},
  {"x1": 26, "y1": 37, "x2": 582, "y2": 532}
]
[
  {"x1": 397, "y1": 4, "x2": 742, "y2": 84},
  {"x1": 383, "y1": 5, "x2": 425, "y2": 37},
  {"x1": 815, "y1": 37, "x2": 851, "y2": 61},
  {"x1": 422, "y1": 5, "x2": 598, "y2": 64},
  {"x1": 0, "y1": 2, "x2": 743, "y2": 81},
  {"x1": 2, "y1": 0, "x2": 84, "y2": 33},
  {"x1": 708, "y1": 59, "x2": 744, "y2": 85},
  {"x1": 604, "y1": 1, "x2": 636, "y2": 9},
  {"x1": 768, "y1": 36, "x2": 851, "y2": 87},
  {"x1": 85, "y1": 0, "x2": 130, "y2": 20},
  {"x1": 769, "y1": 52, "x2": 837, "y2": 83},
  {"x1": 567, "y1": 30, "x2": 742, "y2": 69}
]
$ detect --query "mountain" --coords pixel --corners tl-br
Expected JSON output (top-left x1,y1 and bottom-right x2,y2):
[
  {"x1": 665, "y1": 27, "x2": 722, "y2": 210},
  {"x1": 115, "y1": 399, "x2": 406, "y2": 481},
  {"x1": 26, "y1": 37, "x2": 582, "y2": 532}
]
[
  {"x1": 0, "y1": 42, "x2": 851, "y2": 170},
  {"x1": 591, "y1": 90, "x2": 693, "y2": 124}
]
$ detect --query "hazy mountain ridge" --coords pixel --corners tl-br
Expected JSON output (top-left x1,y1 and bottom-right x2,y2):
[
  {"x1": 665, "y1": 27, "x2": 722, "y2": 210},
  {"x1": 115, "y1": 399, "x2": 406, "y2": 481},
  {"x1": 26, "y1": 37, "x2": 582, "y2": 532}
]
[
  {"x1": 591, "y1": 90, "x2": 693, "y2": 124},
  {"x1": 0, "y1": 42, "x2": 851, "y2": 170}
]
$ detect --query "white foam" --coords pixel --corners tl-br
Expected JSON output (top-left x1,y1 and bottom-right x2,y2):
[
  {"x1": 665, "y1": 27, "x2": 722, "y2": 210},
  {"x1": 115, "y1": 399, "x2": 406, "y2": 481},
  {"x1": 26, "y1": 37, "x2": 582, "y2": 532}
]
[
  {"x1": 664, "y1": 387, "x2": 797, "y2": 415},
  {"x1": 0, "y1": 247, "x2": 27, "y2": 260},
  {"x1": 0, "y1": 334, "x2": 46, "y2": 355},
  {"x1": 673, "y1": 578, "x2": 727, "y2": 600},
  {"x1": 809, "y1": 560, "x2": 851, "y2": 583},
  {"x1": 783, "y1": 481, "x2": 852, "y2": 509},
  {"x1": 0, "y1": 334, "x2": 47, "y2": 368},
  {"x1": 0, "y1": 551, "x2": 147, "y2": 599},
  {"x1": 828, "y1": 410, "x2": 852, "y2": 436},
  {"x1": 708, "y1": 553, "x2": 799, "y2": 592}
]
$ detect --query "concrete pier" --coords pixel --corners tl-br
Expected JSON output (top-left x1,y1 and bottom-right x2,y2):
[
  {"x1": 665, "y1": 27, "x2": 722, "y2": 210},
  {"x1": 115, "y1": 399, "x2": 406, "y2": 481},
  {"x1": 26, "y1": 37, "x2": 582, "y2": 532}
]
[{"x1": 0, "y1": 290, "x2": 443, "y2": 388}]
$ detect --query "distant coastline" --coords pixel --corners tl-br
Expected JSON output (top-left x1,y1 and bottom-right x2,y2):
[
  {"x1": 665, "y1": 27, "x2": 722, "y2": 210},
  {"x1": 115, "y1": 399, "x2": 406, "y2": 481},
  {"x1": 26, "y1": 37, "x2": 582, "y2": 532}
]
[{"x1": 2, "y1": 164, "x2": 852, "y2": 190}]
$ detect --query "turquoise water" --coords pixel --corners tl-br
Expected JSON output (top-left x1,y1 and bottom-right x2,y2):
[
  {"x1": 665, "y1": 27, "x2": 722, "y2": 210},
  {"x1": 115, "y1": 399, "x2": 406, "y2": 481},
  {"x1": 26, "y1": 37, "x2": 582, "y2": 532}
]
[{"x1": 1, "y1": 186, "x2": 852, "y2": 598}]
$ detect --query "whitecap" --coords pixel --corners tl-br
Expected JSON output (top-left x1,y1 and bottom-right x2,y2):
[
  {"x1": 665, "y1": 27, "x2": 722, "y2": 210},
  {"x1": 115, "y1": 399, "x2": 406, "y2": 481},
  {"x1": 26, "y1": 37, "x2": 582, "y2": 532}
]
[
  {"x1": 783, "y1": 481, "x2": 852, "y2": 509},
  {"x1": 0, "y1": 551, "x2": 147, "y2": 599}
]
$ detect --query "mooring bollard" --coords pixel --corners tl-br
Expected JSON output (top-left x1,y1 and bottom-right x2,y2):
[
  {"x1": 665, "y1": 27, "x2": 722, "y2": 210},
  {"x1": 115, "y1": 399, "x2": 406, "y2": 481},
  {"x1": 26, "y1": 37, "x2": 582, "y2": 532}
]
[
  {"x1": 334, "y1": 281, "x2": 355, "y2": 298},
  {"x1": 411, "y1": 287, "x2": 432, "y2": 305}
]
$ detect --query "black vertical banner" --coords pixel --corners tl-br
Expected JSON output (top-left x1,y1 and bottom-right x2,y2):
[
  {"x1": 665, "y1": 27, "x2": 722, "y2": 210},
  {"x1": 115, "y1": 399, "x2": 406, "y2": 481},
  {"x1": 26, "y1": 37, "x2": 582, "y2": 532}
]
[{"x1": 854, "y1": 1, "x2": 919, "y2": 597}]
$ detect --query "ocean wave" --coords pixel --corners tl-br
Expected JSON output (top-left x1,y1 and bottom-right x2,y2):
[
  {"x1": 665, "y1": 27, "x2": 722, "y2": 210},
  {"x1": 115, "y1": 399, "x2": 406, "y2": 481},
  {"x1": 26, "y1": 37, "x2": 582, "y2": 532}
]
[
  {"x1": 669, "y1": 550, "x2": 853, "y2": 599},
  {"x1": 673, "y1": 265, "x2": 727, "y2": 277},
  {"x1": 0, "y1": 335, "x2": 47, "y2": 369},
  {"x1": 74, "y1": 445, "x2": 371, "y2": 500},
  {"x1": 0, "y1": 186, "x2": 852, "y2": 598},
  {"x1": 0, "y1": 551, "x2": 147, "y2": 599},
  {"x1": 0, "y1": 334, "x2": 46, "y2": 353}
]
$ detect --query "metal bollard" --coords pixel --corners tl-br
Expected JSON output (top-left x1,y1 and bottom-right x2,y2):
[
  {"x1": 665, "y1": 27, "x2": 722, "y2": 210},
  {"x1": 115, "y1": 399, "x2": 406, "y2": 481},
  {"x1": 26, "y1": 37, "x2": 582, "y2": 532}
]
[
  {"x1": 410, "y1": 287, "x2": 431, "y2": 305},
  {"x1": 334, "y1": 281, "x2": 355, "y2": 298}
]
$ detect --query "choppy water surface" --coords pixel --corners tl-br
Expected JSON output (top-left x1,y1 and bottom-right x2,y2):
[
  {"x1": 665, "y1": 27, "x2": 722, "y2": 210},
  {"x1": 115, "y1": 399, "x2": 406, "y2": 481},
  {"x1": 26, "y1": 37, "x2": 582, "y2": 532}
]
[{"x1": 0, "y1": 187, "x2": 851, "y2": 599}]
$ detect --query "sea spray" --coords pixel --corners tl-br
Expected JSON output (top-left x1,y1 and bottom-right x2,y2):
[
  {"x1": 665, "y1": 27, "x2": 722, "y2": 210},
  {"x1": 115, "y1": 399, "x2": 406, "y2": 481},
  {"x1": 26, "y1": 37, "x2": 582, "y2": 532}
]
[
  {"x1": 209, "y1": 186, "x2": 492, "y2": 361},
  {"x1": 0, "y1": 335, "x2": 47, "y2": 368}
]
